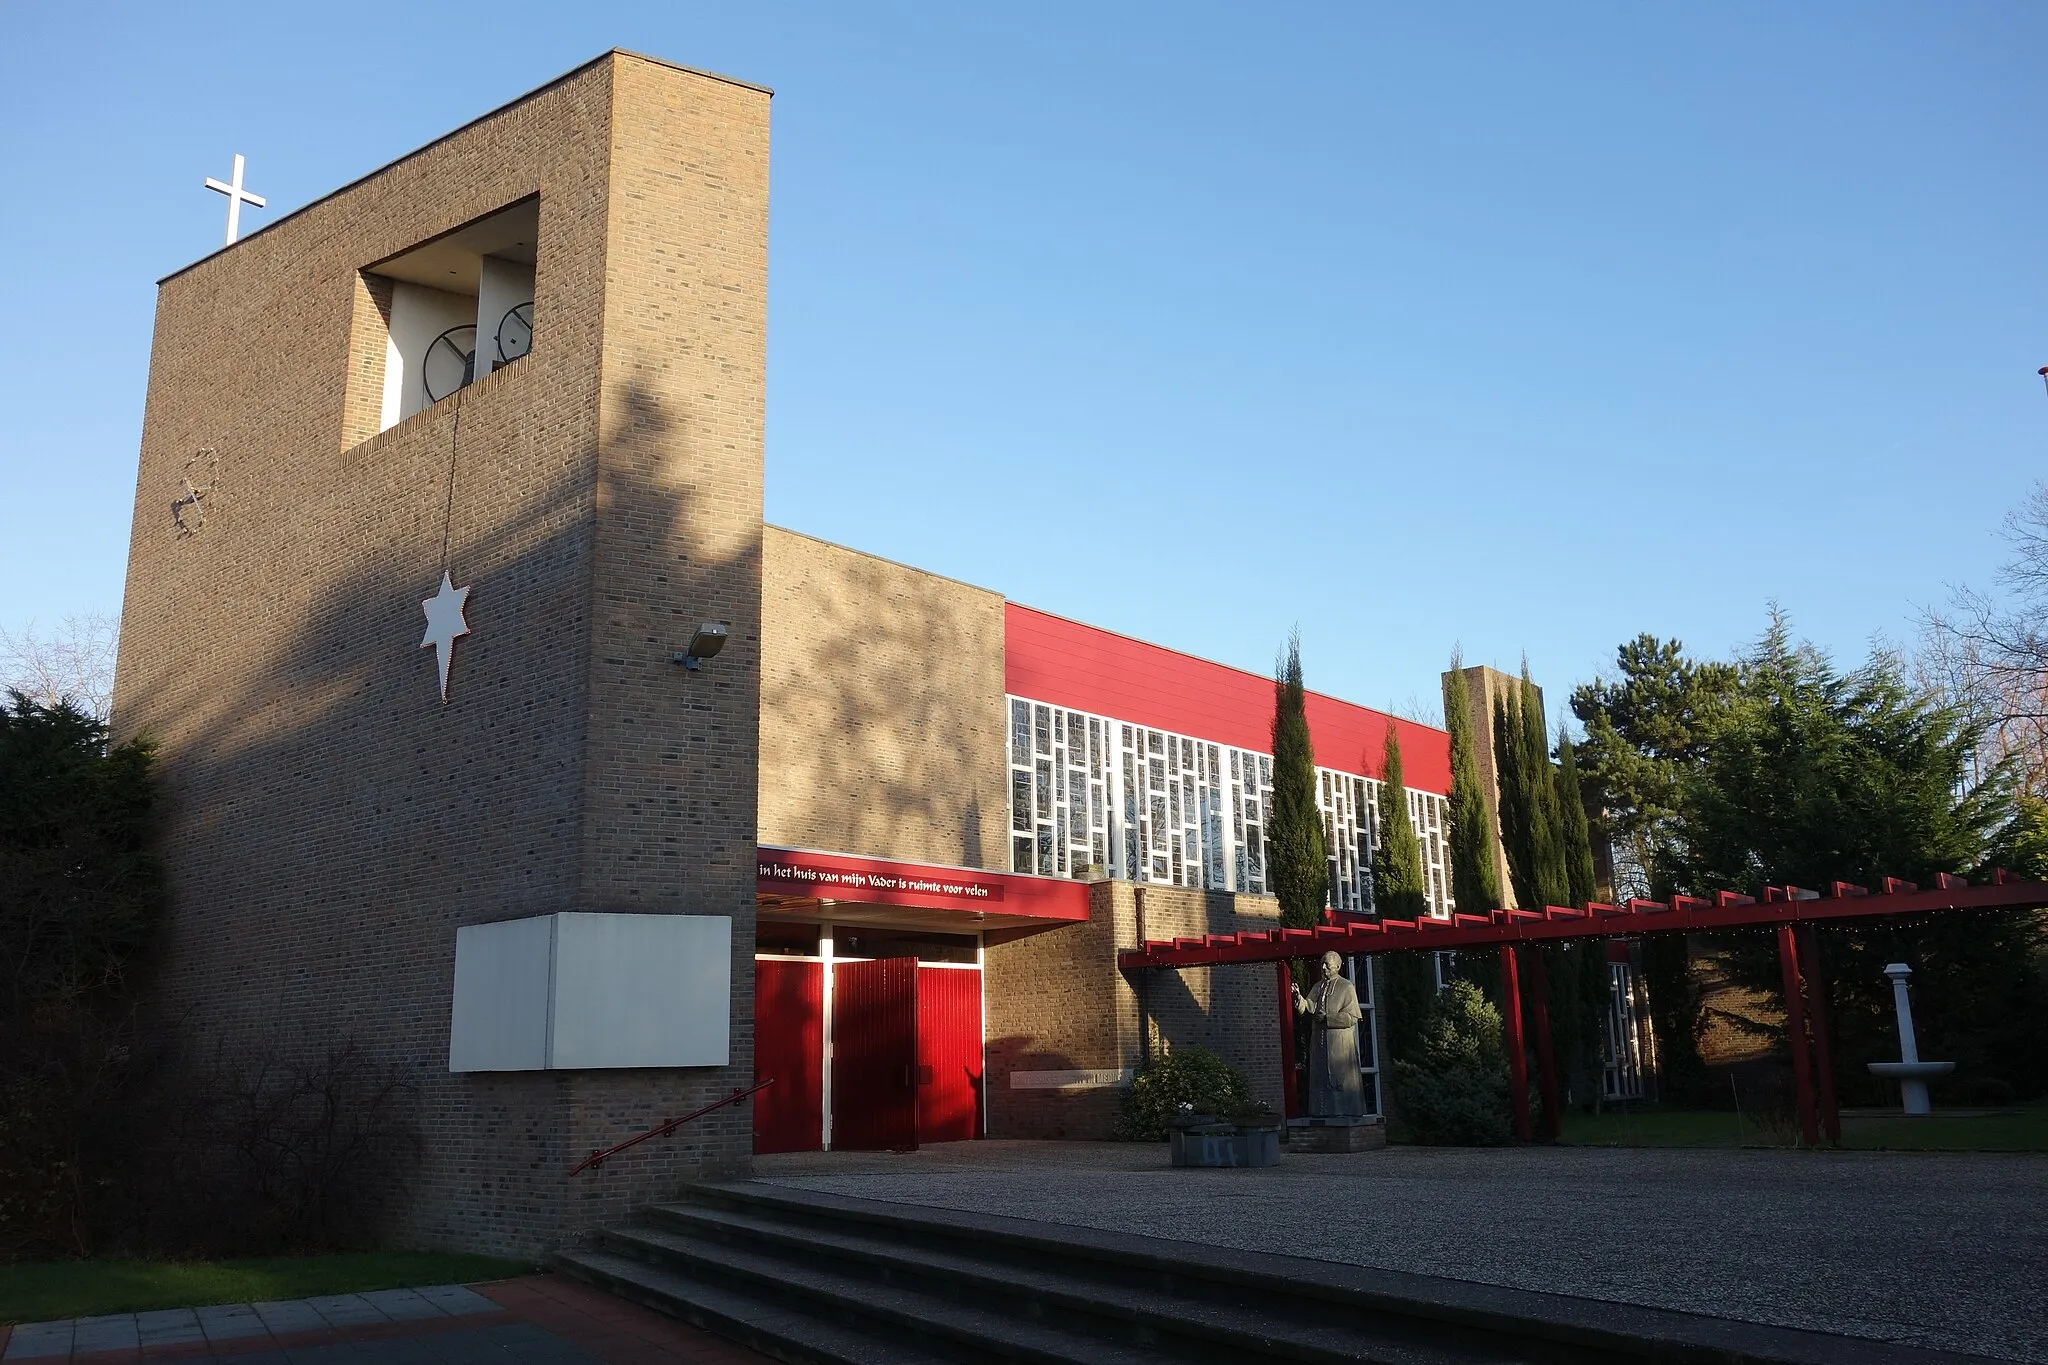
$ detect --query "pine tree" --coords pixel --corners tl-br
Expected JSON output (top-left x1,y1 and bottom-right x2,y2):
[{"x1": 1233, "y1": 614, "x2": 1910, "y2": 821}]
[
  {"x1": 1672, "y1": 615, "x2": 2048, "y2": 1100},
  {"x1": 1372, "y1": 728, "x2": 1429, "y2": 920},
  {"x1": 1567, "y1": 634, "x2": 1735, "y2": 1091},
  {"x1": 1267, "y1": 633, "x2": 1328, "y2": 930}
]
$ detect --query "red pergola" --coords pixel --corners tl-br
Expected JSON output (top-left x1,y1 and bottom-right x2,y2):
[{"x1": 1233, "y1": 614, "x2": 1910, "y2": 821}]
[{"x1": 1116, "y1": 873, "x2": 2048, "y2": 1145}]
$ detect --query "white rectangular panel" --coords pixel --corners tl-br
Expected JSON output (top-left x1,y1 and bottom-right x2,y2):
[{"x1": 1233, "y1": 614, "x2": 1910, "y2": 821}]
[
  {"x1": 548, "y1": 913, "x2": 732, "y2": 1070},
  {"x1": 1007, "y1": 1067, "x2": 1132, "y2": 1091},
  {"x1": 448, "y1": 914, "x2": 555, "y2": 1072},
  {"x1": 448, "y1": 912, "x2": 732, "y2": 1072}
]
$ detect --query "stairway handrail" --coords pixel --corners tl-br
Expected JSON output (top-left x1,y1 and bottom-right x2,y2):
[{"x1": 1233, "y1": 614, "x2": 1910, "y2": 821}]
[{"x1": 569, "y1": 1078, "x2": 775, "y2": 1176}]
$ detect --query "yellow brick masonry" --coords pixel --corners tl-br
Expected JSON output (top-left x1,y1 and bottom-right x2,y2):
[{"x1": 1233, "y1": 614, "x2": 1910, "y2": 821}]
[
  {"x1": 758, "y1": 525, "x2": 1008, "y2": 869},
  {"x1": 985, "y1": 882, "x2": 1298, "y2": 1138},
  {"x1": 112, "y1": 52, "x2": 769, "y2": 1257}
]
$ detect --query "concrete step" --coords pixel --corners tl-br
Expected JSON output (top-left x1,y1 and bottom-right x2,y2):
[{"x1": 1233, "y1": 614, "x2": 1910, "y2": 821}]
[
  {"x1": 554, "y1": 1245, "x2": 956, "y2": 1365},
  {"x1": 629, "y1": 1200, "x2": 1506, "y2": 1365},
  {"x1": 559, "y1": 1237, "x2": 1183, "y2": 1365},
  {"x1": 560, "y1": 1179, "x2": 2008, "y2": 1365}
]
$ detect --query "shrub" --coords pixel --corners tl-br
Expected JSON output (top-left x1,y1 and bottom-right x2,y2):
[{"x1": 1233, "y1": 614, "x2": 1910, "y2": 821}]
[
  {"x1": 1114, "y1": 1047, "x2": 1251, "y2": 1141},
  {"x1": 1393, "y1": 981, "x2": 1512, "y2": 1145},
  {"x1": 0, "y1": 698, "x2": 422, "y2": 1260},
  {"x1": 1955, "y1": 1076, "x2": 2016, "y2": 1109},
  {"x1": 0, "y1": 697, "x2": 165, "y2": 1260}
]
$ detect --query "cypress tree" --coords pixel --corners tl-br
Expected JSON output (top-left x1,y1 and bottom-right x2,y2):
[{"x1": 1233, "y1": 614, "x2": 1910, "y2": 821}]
[
  {"x1": 1556, "y1": 733, "x2": 1598, "y2": 908},
  {"x1": 1267, "y1": 633, "x2": 1328, "y2": 930},
  {"x1": 1518, "y1": 669, "x2": 1569, "y2": 908},
  {"x1": 1444, "y1": 654, "x2": 1504, "y2": 1002},
  {"x1": 1372, "y1": 728, "x2": 1429, "y2": 921},
  {"x1": 1495, "y1": 673, "x2": 1606, "y2": 1108},
  {"x1": 1554, "y1": 730, "x2": 1613, "y2": 1106},
  {"x1": 1444, "y1": 654, "x2": 1504, "y2": 915},
  {"x1": 1493, "y1": 687, "x2": 1529, "y2": 908},
  {"x1": 1376, "y1": 727, "x2": 1440, "y2": 1068},
  {"x1": 1495, "y1": 668, "x2": 1568, "y2": 910},
  {"x1": 1383, "y1": 952, "x2": 1438, "y2": 1067}
]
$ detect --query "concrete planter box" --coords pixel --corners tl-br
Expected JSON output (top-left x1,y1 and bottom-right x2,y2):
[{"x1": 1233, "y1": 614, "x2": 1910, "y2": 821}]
[{"x1": 1168, "y1": 1121, "x2": 1282, "y2": 1168}]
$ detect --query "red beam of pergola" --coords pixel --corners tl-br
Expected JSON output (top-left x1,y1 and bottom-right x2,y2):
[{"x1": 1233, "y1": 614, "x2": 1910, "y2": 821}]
[{"x1": 1117, "y1": 872, "x2": 2048, "y2": 1146}]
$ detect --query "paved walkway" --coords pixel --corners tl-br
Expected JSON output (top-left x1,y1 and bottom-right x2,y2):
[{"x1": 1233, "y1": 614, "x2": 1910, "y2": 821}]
[
  {"x1": 757, "y1": 1139, "x2": 2048, "y2": 1362},
  {"x1": 0, "y1": 1275, "x2": 769, "y2": 1364}
]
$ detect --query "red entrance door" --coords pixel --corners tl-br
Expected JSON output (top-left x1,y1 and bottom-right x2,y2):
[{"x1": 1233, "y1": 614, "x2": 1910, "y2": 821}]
[
  {"x1": 753, "y1": 959, "x2": 823, "y2": 1154},
  {"x1": 829, "y1": 957, "x2": 918, "y2": 1151},
  {"x1": 917, "y1": 966, "x2": 983, "y2": 1143}
]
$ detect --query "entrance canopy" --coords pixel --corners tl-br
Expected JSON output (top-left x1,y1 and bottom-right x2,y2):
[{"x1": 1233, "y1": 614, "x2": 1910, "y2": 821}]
[
  {"x1": 1117, "y1": 872, "x2": 2048, "y2": 969},
  {"x1": 758, "y1": 845, "x2": 1090, "y2": 937}
]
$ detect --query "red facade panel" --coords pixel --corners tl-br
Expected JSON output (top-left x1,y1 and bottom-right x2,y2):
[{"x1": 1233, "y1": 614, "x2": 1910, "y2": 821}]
[
  {"x1": 1003, "y1": 603, "x2": 1452, "y2": 792},
  {"x1": 753, "y1": 959, "x2": 823, "y2": 1154},
  {"x1": 916, "y1": 967, "x2": 984, "y2": 1144},
  {"x1": 829, "y1": 957, "x2": 918, "y2": 1151}
]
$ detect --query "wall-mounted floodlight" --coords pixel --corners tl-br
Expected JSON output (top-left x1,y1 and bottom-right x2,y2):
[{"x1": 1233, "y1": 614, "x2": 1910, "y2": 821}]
[{"x1": 673, "y1": 623, "x2": 730, "y2": 671}]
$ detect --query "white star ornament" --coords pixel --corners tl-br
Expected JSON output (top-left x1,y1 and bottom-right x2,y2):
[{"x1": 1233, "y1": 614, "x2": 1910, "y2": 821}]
[{"x1": 420, "y1": 571, "x2": 472, "y2": 703}]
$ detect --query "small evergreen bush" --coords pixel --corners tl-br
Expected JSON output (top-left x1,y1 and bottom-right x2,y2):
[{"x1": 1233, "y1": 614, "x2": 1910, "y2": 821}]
[
  {"x1": 1393, "y1": 980, "x2": 1512, "y2": 1146},
  {"x1": 1114, "y1": 1047, "x2": 1251, "y2": 1141}
]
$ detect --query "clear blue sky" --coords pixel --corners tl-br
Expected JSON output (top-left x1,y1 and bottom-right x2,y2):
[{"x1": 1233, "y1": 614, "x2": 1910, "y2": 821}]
[{"x1": 3, "y1": 2, "x2": 2044, "y2": 725}]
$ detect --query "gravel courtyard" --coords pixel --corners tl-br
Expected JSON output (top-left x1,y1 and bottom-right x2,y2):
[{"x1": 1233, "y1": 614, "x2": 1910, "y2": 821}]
[{"x1": 755, "y1": 1140, "x2": 2048, "y2": 1362}]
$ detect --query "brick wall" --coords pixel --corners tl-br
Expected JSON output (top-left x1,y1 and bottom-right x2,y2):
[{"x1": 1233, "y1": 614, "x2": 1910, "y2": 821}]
[
  {"x1": 110, "y1": 51, "x2": 770, "y2": 1257},
  {"x1": 758, "y1": 527, "x2": 1007, "y2": 869},
  {"x1": 984, "y1": 881, "x2": 1288, "y2": 1138},
  {"x1": 567, "y1": 51, "x2": 771, "y2": 1236}
]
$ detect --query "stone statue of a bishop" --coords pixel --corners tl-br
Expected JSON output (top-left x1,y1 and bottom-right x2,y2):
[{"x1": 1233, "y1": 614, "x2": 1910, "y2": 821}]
[{"x1": 1292, "y1": 950, "x2": 1365, "y2": 1116}]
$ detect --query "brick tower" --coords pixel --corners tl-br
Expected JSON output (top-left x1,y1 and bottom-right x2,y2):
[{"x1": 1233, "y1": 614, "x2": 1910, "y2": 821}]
[{"x1": 112, "y1": 52, "x2": 769, "y2": 1255}]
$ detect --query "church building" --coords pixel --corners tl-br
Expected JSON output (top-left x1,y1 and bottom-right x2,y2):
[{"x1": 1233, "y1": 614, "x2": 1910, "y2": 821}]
[{"x1": 113, "y1": 51, "x2": 1621, "y2": 1257}]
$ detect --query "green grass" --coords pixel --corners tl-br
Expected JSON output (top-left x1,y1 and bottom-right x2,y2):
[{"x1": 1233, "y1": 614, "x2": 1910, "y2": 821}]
[
  {"x1": 1558, "y1": 1103, "x2": 2048, "y2": 1152},
  {"x1": 0, "y1": 1251, "x2": 535, "y2": 1325},
  {"x1": 1559, "y1": 1107, "x2": 1771, "y2": 1147},
  {"x1": 1838, "y1": 1107, "x2": 2048, "y2": 1152}
]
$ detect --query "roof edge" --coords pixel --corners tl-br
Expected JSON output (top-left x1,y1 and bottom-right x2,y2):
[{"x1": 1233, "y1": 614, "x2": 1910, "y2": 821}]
[
  {"x1": 765, "y1": 523, "x2": 1004, "y2": 601},
  {"x1": 1007, "y1": 600, "x2": 1451, "y2": 741}
]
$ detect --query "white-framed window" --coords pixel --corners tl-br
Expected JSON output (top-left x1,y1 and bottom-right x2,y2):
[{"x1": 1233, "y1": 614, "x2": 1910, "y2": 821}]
[
  {"x1": 1350, "y1": 956, "x2": 1383, "y2": 1116},
  {"x1": 1006, "y1": 695, "x2": 1451, "y2": 916},
  {"x1": 1604, "y1": 959, "x2": 1655, "y2": 1101}
]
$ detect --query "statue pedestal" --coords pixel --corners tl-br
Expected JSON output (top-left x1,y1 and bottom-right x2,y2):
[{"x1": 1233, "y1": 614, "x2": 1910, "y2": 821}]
[
  {"x1": 1168, "y1": 1123, "x2": 1282, "y2": 1168},
  {"x1": 1286, "y1": 1116, "x2": 1386, "y2": 1153}
]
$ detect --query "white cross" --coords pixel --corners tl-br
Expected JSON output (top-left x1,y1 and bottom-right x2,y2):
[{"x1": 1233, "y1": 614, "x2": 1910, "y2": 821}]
[{"x1": 203, "y1": 154, "x2": 267, "y2": 246}]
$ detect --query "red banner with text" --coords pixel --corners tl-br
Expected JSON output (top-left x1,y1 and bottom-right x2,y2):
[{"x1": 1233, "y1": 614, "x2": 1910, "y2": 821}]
[{"x1": 756, "y1": 847, "x2": 1089, "y2": 922}]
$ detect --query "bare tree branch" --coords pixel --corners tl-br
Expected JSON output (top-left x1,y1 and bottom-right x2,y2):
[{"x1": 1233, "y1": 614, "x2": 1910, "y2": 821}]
[
  {"x1": 0, "y1": 613, "x2": 120, "y2": 720},
  {"x1": 1919, "y1": 481, "x2": 2048, "y2": 797}
]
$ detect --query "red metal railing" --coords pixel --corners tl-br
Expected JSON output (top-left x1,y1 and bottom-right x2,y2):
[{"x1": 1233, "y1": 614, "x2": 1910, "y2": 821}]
[{"x1": 568, "y1": 1079, "x2": 774, "y2": 1177}]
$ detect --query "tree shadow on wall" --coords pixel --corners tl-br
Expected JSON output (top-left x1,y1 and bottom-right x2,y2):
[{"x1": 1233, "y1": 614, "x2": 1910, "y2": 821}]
[
  {"x1": 108, "y1": 373, "x2": 760, "y2": 1248},
  {"x1": 982, "y1": 1037, "x2": 1118, "y2": 1142},
  {"x1": 758, "y1": 525, "x2": 1006, "y2": 871}
]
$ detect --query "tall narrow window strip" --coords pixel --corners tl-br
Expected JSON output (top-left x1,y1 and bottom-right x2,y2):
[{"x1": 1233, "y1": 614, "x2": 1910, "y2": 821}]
[{"x1": 1004, "y1": 694, "x2": 1449, "y2": 912}]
